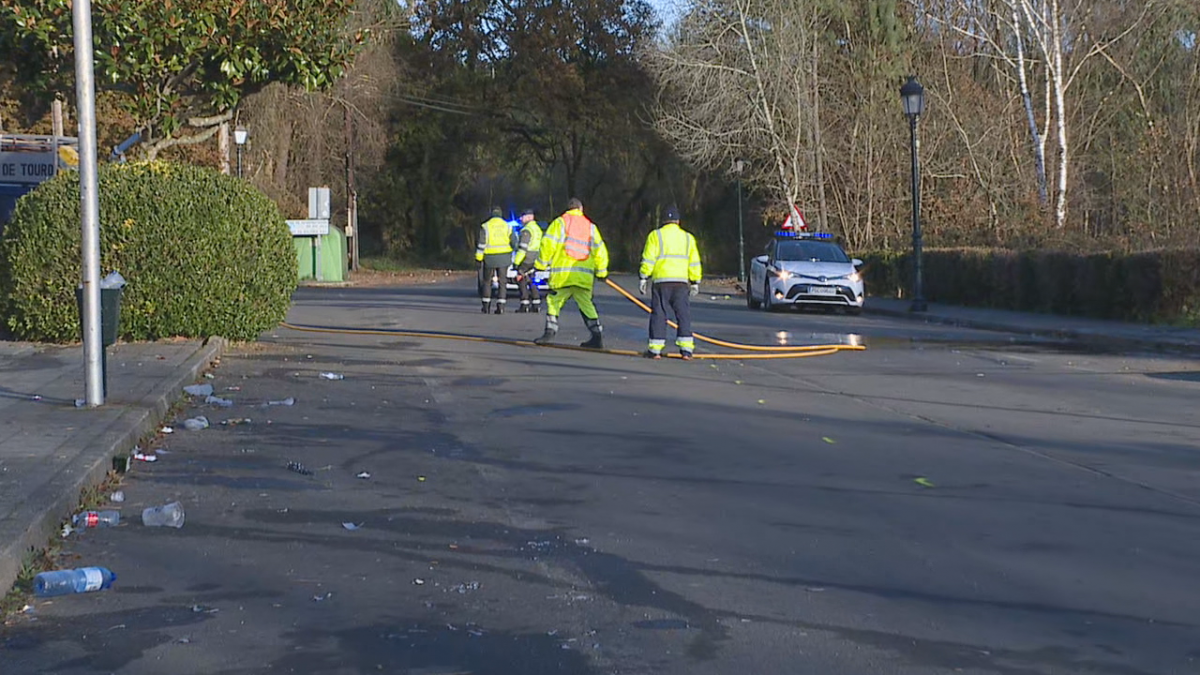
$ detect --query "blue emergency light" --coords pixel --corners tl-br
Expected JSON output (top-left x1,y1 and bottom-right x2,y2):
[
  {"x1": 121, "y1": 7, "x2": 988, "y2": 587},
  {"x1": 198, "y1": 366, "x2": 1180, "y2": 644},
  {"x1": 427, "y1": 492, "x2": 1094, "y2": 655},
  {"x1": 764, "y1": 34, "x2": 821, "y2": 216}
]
[{"x1": 774, "y1": 231, "x2": 833, "y2": 239}]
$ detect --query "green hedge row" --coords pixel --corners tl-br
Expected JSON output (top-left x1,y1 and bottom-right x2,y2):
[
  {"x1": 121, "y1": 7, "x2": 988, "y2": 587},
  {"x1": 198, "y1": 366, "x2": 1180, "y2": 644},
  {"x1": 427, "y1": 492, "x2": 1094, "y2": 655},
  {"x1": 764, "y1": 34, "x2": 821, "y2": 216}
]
[
  {"x1": 0, "y1": 161, "x2": 298, "y2": 342},
  {"x1": 858, "y1": 247, "x2": 1200, "y2": 325}
]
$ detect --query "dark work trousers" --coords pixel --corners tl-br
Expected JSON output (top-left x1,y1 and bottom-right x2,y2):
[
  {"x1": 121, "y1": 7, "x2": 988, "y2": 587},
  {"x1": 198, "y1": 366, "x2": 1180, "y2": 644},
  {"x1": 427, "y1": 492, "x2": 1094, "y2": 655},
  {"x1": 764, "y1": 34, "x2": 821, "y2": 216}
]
[
  {"x1": 518, "y1": 264, "x2": 541, "y2": 306},
  {"x1": 649, "y1": 282, "x2": 692, "y2": 342},
  {"x1": 479, "y1": 253, "x2": 511, "y2": 304}
]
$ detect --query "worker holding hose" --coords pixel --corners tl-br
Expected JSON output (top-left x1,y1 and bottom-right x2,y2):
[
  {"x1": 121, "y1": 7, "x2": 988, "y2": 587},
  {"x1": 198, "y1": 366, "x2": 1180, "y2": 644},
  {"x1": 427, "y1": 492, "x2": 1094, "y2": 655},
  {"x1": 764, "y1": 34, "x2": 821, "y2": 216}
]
[
  {"x1": 638, "y1": 205, "x2": 702, "y2": 360},
  {"x1": 533, "y1": 198, "x2": 609, "y2": 348}
]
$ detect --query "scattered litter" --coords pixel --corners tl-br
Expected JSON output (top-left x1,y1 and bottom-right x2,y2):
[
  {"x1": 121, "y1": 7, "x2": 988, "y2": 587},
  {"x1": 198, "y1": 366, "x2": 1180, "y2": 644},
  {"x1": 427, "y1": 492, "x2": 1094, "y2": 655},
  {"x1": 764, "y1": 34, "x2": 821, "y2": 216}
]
[
  {"x1": 449, "y1": 581, "x2": 480, "y2": 594},
  {"x1": 468, "y1": 628, "x2": 486, "y2": 637},
  {"x1": 757, "y1": 399, "x2": 766, "y2": 405},
  {"x1": 221, "y1": 418, "x2": 253, "y2": 426},
  {"x1": 110, "y1": 491, "x2": 125, "y2": 503},
  {"x1": 20, "y1": 604, "x2": 33, "y2": 614},
  {"x1": 710, "y1": 295, "x2": 718, "y2": 300},
  {"x1": 913, "y1": 477, "x2": 935, "y2": 488},
  {"x1": 203, "y1": 373, "x2": 215, "y2": 380},
  {"x1": 286, "y1": 462, "x2": 314, "y2": 476},
  {"x1": 133, "y1": 451, "x2": 158, "y2": 462},
  {"x1": 312, "y1": 593, "x2": 332, "y2": 602},
  {"x1": 204, "y1": 395, "x2": 233, "y2": 408},
  {"x1": 805, "y1": 586, "x2": 826, "y2": 592},
  {"x1": 574, "y1": 538, "x2": 590, "y2": 546},
  {"x1": 734, "y1": 380, "x2": 743, "y2": 385},
  {"x1": 319, "y1": 372, "x2": 345, "y2": 380},
  {"x1": 355, "y1": 471, "x2": 371, "y2": 479},
  {"x1": 341, "y1": 522, "x2": 363, "y2": 531},
  {"x1": 225, "y1": 386, "x2": 242, "y2": 392},
  {"x1": 265, "y1": 398, "x2": 295, "y2": 407},
  {"x1": 182, "y1": 416, "x2": 210, "y2": 431},
  {"x1": 75, "y1": 399, "x2": 86, "y2": 408},
  {"x1": 183, "y1": 384, "x2": 214, "y2": 397},
  {"x1": 142, "y1": 502, "x2": 186, "y2": 528},
  {"x1": 61, "y1": 524, "x2": 74, "y2": 538},
  {"x1": 976, "y1": 373, "x2": 986, "y2": 377},
  {"x1": 724, "y1": 295, "x2": 732, "y2": 300},
  {"x1": 176, "y1": 637, "x2": 192, "y2": 644},
  {"x1": 191, "y1": 605, "x2": 219, "y2": 614},
  {"x1": 417, "y1": 475, "x2": 426, "y2": 482},
  {"x1": 413, "y1": 578, "x2": 426, "y2": 585},
  {"x1": 822, "y1": 437, "x2": 836, "y2": 444},
  {"x1": 160, "y1": 426, "x2": 174, "y2": 434}
]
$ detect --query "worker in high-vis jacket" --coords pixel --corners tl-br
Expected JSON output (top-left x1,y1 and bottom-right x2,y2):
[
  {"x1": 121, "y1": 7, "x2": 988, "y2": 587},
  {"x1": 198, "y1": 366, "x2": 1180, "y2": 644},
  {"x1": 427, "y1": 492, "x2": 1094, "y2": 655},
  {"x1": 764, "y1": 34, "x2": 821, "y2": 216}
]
[
  {"x1": 533, "y1": 198, "x2": 609, "y2": 348},
  {"x1": 512, "y1": 208, "x2": 543, "y2": 313},
  {"x1": 638, "y1": 205, "x2": 702, "y2": 359},
  {"x1": 475, "y1": 207, "x2": 514, "y2": 314}
]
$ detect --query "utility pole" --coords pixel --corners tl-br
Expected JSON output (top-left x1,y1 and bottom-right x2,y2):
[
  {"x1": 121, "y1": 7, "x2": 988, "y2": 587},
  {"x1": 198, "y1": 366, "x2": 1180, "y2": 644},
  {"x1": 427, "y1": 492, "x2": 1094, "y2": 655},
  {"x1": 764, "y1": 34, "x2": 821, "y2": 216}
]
[
  {"x1": 344, "y1": 104, "x2": 359, "y2": 272},
  {"x1": 73, "y1": 0, "x2": 103, "y2": 405}
]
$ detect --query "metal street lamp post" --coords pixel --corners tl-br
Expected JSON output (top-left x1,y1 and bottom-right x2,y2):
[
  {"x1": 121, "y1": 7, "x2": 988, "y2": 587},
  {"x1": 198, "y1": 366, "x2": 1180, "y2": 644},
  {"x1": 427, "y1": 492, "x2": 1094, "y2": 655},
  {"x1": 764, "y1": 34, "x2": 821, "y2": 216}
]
[
  {"x1": 734, "y1": 158, "x2": 746, "y2": 282},
  {"x1": 900, "y1": 76, "x2": 928, "y2": 312},
  {"x1": 234, "y1": 125, "x2": 249, "y2": 178}
]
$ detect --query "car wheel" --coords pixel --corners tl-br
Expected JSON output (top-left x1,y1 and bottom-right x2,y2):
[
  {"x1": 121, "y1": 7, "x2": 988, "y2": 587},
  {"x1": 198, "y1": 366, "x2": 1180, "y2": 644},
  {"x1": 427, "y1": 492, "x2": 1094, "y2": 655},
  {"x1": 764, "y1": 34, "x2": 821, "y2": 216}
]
[
  {"x1": 746, "y1": 279, "x2": 761, "y2": 309},
  {"x1": 762, "y1": 283, "x2": 774, "y2": 312}
]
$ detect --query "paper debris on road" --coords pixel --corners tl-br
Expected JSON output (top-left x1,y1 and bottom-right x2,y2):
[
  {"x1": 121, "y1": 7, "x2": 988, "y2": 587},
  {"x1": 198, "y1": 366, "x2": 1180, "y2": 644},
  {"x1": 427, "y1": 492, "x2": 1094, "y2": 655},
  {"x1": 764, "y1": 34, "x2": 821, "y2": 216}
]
[
  {"x1": 356, "y1": 471, "x2": 372, "y2": 479},
  {"x1": 342, "y1": 522, "x2": 363, "y2": 531},
  {"x1": 160, "y1": 426, "x2": 174, "y2": 434},
  {"x1": 914, "y1": 477, "x2": 935, "y2": 488},
  {"x1": 182, "y1": 416, "x2": 210, "y2": 431}
]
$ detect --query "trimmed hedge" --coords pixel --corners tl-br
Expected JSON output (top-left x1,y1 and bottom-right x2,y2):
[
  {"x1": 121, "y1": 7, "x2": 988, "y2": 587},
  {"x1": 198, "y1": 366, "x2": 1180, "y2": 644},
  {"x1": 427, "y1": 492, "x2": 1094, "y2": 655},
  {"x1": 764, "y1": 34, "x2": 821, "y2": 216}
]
[
  {"x1": 858, "y1": 248, "x2": 1200, "y2": 325},
  {"x1": 0, "y1": 161, "x2": 297, "y2": 342}
]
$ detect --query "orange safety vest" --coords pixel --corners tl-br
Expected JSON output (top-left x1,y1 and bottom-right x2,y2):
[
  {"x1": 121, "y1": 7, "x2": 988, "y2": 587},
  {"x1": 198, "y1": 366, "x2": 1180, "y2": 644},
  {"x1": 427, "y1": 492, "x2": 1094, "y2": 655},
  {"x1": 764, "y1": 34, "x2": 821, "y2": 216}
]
[{"x1": 563, "y1": 213, "x2": 593, "y2": 261}]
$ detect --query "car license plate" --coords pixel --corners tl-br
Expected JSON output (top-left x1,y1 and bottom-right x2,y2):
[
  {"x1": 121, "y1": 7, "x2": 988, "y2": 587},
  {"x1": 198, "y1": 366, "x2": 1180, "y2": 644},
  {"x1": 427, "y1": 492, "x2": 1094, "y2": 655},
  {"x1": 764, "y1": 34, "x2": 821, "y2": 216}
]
[{"x1": 809, "y1": 286, "x2": 837, "y2": 296}]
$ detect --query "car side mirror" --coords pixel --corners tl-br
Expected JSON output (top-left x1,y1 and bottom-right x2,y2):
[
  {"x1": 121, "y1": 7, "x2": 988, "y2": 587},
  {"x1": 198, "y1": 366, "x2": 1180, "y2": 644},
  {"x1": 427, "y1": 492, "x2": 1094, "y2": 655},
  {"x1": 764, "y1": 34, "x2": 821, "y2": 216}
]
[{"x1": 851, "y1": 258, "x2": 863, "y2": 267}]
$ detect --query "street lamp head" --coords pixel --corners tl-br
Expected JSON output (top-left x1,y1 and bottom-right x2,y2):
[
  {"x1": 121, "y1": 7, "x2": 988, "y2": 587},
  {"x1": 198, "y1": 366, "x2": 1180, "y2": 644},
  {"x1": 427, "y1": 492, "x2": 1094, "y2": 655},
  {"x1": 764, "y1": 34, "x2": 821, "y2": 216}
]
[
  {"x1": 900, "y1": 76, "x2": 925, "y2": 119},
  {"x1": 733, "y1": 158, "x2": 745, "y2": 174},
  {"x1": 234, "y1": 125, "x2": 249, "y2": 146}
]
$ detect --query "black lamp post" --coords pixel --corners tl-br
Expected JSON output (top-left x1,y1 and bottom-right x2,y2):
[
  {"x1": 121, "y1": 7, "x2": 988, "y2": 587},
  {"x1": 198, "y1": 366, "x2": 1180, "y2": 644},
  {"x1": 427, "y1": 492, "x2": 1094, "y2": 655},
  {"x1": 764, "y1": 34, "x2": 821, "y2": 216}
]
[
  {"x1": 734, "y1": 158, "x2": 746, "y2": 282},
  {"x1": 900, "y1": 76, "x2": 927, "y2": 312},
  {"x1": 234, "y1": 125, "x2": 249, "y2": 178}
]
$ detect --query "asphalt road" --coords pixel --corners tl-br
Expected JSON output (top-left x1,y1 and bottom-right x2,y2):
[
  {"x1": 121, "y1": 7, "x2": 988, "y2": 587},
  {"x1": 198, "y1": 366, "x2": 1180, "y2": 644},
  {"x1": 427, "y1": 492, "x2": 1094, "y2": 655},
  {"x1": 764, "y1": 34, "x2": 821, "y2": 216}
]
[{"x1": 4, "y1": 276, "x2": 1200, "y2": 675}]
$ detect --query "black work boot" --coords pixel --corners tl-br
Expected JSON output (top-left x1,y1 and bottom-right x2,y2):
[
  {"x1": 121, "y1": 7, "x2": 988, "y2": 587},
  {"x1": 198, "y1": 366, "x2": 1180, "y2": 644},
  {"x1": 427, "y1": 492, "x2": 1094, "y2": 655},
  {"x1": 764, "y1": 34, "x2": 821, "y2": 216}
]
[
  {"x1": 494, "y1": 304, "x2": 504, "y2": 314},
  {"x1": 580, "y1": 318, "x2": 604, "y2": 349},
  {"x1": 480, "y1": 302, "x2": 490, "y2": 314},
  {"x1": 534, "y1": 329, "x2": 557, "y2": 345}
]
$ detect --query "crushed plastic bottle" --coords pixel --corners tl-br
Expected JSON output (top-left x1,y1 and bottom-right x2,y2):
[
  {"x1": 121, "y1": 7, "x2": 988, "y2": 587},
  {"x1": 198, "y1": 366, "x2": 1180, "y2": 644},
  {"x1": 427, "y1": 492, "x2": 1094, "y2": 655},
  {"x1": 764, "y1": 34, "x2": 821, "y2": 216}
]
[
  {"x1": 142, "y1": 502, "x2": 185, "y2": 528},
  {"x1": 182, "y1": 416, "x2": 210, "y2": 431},
  {"x1": 34, "y1": 567, "x2": 117, "y2": 597},
  {"x1": 204, "y1": 395, "x2": 233, "y2": 408},
  {"x1": 99, "y1": 271, "x2": 126, "y2": 289},
  {"x1": 183, "y1": 384, "x2": 214, "y2": 397},
  {"x1": 265, "y1": 398, "x2": 295, "y2": 407},
  {"x1": 319, "y1": 372, "x2": 345, "y2": 380},
  {"x1": 72, "y1": 510, "x2": 120, "y2": 528}
]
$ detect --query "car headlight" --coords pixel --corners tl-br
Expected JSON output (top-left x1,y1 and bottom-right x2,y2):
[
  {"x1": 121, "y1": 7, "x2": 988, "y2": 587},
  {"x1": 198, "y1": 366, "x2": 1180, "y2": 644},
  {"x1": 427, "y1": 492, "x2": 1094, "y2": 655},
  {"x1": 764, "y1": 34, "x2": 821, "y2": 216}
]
[
  {"x1": 848, "y1": 272, "x2": 861, "y2": 282},
  {"x1": 776, "y1": 270, "x2": 792, "y2": 281}
]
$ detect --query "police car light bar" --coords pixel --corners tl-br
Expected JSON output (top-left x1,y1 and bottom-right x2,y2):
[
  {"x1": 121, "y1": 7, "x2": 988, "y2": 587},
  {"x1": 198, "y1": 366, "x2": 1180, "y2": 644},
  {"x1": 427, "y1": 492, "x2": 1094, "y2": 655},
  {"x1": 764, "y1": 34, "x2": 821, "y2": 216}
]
[{"x1": 774, "y1": 231, "x2": 833, "y2": 239}]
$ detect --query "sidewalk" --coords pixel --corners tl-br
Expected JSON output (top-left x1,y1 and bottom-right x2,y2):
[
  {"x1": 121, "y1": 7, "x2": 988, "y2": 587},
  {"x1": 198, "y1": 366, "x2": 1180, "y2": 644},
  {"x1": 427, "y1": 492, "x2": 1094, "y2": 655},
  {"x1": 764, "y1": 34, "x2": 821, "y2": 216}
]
[
  {"x1": 0, "y1": 338, "x2": 223, "y2": 596},
  {"x1": 865, "y1": 297, "x2": 1200, "y2": 355}
]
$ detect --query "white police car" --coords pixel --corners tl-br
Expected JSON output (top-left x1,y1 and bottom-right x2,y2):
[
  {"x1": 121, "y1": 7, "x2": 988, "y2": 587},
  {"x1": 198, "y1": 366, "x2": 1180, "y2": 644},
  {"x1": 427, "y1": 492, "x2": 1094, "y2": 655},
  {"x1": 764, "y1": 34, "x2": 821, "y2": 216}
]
[{"x1": 746, "y1": 232, "x2": 864, "y2": 314}]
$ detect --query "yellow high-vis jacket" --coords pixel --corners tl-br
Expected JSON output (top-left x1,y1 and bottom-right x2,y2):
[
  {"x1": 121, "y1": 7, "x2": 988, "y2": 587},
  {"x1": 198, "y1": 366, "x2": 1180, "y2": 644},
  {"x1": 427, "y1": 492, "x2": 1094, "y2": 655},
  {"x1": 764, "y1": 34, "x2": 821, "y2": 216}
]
[
  {"x1": 639, "y1": 223, "x2": 702, "y2": 284},
  {"x1": 535, "y1": 209, "x2": 609, "y2": 289},
  {"x1": 513, "y1": 220, "x2": 543, "y2": 267},
  {"x1": 475, "y1": 216, "x2": 513, "y2": 262}
]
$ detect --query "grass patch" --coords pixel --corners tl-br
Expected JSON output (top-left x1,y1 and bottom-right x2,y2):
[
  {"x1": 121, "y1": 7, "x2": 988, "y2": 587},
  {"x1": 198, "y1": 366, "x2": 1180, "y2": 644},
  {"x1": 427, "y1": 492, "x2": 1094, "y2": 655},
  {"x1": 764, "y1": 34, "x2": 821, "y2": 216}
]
[
  {"x1": 1, "y1": 544, "x2": 62, "y2": 620},
  {"x1": 360, "y1": 253, "x2": 474, "y2": 272}
]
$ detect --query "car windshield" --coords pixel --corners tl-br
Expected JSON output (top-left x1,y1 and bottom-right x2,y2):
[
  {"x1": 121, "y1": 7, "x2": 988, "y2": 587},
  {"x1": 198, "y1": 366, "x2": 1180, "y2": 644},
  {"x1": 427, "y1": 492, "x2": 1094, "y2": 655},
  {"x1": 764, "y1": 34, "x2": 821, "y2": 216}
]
[{"x1": 775, "y1": 240, "x2": 849, "y2": 263}]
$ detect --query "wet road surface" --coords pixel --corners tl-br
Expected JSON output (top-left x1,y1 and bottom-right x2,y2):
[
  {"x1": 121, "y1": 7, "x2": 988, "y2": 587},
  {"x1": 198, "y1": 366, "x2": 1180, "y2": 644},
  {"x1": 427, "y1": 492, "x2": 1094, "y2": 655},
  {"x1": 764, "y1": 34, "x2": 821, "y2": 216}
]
[{"x1": 3, "y1": 277, "x2": 1200, "y2": 674}]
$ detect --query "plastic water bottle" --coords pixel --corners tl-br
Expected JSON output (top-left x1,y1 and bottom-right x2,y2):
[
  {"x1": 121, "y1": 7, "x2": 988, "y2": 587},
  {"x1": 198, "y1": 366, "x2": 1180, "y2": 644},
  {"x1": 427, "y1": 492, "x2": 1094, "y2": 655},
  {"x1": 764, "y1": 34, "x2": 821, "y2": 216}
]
[
  {"x1": 34, "y1": 567, "x2": 117, "y2": 597},
  {"x1": 142, "y1": 502, "x2": 185, "y2": 528},
  {"x1": 72, "y1": 510, "x2": 120, "y2": 528}
]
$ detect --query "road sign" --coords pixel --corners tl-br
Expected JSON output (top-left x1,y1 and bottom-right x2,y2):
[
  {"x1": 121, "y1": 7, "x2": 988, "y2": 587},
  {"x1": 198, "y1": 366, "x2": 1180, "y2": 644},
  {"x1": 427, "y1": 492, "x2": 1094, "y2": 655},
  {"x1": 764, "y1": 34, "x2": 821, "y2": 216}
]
[{"x1": 287, "y1": 219, "x2": 330, "y2": 236}]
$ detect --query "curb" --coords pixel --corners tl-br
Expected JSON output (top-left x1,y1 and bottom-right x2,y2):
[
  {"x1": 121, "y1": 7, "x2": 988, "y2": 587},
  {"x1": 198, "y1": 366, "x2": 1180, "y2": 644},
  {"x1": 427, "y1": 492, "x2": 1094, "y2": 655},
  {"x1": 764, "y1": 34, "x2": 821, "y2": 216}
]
[
  {"x1": 864, "y1": 305, "x2": 1200, "y2": 356},
  {"x1": 0, "y1": 338, "x2": 226, "y2": 597}
]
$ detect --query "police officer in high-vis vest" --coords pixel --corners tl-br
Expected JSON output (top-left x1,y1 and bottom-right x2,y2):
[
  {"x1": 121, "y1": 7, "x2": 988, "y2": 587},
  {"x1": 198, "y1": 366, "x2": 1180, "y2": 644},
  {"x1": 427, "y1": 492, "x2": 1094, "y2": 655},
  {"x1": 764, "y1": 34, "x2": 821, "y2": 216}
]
[
  {"x1": 476, "y1": 207, "x2": 514, "y2": 314},
  {"x1": 638, "y1": 205, "x2": 702, "y2": 359},
  {"x1": 512, "y1": 208, "x2": 543, "y2": 313},
  {"x1": 533, "y1": 198, "x2": 609, "y2": 348}
]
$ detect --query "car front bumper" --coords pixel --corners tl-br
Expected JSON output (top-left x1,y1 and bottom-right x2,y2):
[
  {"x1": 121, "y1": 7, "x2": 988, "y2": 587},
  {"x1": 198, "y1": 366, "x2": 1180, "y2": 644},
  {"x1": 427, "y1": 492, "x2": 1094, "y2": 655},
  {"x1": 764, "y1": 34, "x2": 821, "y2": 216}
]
[{"x1": 768, "y1": 277, "x2": 864, "y2": 307}]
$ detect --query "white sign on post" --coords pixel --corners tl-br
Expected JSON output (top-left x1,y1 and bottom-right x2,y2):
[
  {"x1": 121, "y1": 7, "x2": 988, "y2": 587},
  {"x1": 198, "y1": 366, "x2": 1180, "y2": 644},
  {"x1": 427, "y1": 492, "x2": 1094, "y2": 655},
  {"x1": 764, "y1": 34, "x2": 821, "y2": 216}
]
[
  {"x1": 308, "y1": 187, "x2": 331, "y2": 220},
  {"x1": 287, "y1": 219, "x2": 330, "y2": 236},
  {"x1": 0, "y1": 150, "x2": 58, "y2": 185}
]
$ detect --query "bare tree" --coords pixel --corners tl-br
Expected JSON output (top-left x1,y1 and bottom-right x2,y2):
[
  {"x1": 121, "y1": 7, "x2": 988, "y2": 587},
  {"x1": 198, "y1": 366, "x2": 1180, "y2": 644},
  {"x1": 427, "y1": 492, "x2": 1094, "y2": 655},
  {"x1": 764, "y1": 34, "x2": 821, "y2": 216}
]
[{"x1": 645, "y1": 0, "x2": 825, "y2": 215}]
